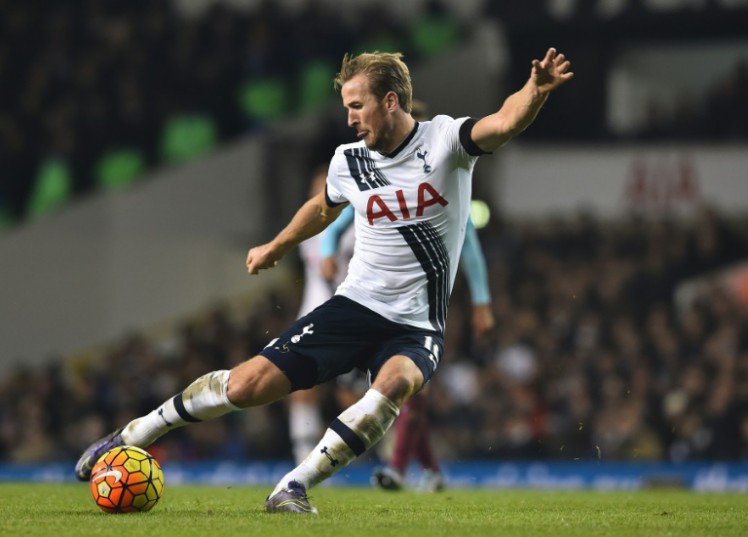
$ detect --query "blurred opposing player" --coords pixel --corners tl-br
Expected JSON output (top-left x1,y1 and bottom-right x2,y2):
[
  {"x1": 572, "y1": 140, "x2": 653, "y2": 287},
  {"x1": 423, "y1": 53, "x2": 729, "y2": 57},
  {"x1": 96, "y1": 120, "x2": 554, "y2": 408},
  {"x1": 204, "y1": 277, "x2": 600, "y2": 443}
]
[{"x1": 75, "y1": 48, "x2": 573, "y2": 514}]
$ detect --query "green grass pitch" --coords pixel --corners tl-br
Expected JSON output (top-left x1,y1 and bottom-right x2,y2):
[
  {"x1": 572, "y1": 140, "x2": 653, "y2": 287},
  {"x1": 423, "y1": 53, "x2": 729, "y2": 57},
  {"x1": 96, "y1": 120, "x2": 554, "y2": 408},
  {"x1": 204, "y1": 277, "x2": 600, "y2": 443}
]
[{"x1": 1, "y1": 484, "x2": 746, "y2": 537}]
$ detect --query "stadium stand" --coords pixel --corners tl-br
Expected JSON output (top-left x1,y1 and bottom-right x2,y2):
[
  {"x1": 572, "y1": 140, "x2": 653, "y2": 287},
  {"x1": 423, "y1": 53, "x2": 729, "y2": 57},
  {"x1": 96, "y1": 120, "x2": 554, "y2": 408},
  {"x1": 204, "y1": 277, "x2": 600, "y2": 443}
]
[
  {"x1": 0, "y1": 0, "x2": 468, "y2": 227},
  {"x1": 4, "y1": 1, "x2": 744, "y2": 228}
]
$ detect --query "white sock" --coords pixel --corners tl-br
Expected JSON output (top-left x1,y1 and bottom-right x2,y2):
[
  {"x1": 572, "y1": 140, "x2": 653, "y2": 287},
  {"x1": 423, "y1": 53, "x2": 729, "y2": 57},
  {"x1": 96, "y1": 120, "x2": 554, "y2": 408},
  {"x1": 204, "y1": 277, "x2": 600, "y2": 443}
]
[
  {"x1": 289, "y1": 400, "x2": 324, "y2": 466},
  {"x1": 271, "y1": 389, "x2": 399, "y2": 496},
  {"x1": 121, "y1": 370, "x2": 240, "y2": 447}
]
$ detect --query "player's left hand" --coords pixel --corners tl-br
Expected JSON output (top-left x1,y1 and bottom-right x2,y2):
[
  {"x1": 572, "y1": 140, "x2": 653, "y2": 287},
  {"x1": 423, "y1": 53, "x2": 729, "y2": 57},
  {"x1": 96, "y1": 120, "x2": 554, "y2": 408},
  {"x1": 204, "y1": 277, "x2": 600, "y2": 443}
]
[
  {"x1": 246, "y1": 243, "x2": 281, "y2": 274},
  {"x1": 531, "y1": 47, "x2": 574, "y2": 95},
  {"x1": 321, "y1": 256, "x2": 339, "y2": 282}
]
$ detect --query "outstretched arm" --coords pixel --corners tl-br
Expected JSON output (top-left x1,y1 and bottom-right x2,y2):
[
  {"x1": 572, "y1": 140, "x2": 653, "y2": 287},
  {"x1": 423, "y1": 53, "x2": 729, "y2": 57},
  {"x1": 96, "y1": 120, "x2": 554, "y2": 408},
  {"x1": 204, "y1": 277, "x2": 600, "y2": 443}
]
[
  {"x1": 471, "y1": 47, "x2": 573, "y2": 153},
  {"x1": 246, "y1": 189, "x2": 346, "y2": 275}
]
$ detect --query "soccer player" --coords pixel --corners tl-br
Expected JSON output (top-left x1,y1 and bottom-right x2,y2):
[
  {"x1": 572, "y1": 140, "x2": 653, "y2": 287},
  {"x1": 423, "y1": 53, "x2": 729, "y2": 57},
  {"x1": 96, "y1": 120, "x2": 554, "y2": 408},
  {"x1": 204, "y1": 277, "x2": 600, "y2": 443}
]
[
  {"x1": 75, "y1": 48, "x2": 573, "y2": 514},
  {"x1": 288, "y1": 99, "x2": 494, "y2": 478}
]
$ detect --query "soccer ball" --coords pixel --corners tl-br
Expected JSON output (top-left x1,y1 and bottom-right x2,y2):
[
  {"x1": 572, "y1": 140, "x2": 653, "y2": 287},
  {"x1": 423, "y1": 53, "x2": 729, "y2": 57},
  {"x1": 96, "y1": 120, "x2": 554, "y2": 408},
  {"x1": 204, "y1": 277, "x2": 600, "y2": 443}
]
[{"x1": 89, "y1": 445, "x2": 165, "y2": 513}]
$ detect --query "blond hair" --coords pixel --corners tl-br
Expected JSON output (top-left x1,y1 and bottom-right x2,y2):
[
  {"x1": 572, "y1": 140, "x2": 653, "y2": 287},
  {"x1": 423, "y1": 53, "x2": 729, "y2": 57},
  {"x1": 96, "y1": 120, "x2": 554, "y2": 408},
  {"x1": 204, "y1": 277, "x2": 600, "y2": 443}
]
[{"x1": 334, "y1": 52, "x2": 413, "y2": 113}]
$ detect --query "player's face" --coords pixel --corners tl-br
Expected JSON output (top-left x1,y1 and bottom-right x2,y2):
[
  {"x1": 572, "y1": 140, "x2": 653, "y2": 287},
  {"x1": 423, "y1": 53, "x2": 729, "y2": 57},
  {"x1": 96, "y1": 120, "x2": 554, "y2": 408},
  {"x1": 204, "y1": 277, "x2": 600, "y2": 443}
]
[{"x1": 341, "y1": 74, "x2": 393, "y2": 153}]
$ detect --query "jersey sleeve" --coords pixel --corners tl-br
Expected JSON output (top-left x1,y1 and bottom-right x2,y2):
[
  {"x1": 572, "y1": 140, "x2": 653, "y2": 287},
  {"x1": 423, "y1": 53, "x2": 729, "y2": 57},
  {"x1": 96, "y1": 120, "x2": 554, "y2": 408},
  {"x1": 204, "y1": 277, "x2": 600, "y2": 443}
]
[
  {"x1": 430, "y1": 115, "x2": 490, "y2": 160},
  {"x1": 458, "y1": 118, "x2": 492, "y2": 156},
  {"x1": 459, "y1": 217, "x2": 491, "y2": 305},
  {"x1": 320, "y1": 204, "x2": 354, "y2": 258}
]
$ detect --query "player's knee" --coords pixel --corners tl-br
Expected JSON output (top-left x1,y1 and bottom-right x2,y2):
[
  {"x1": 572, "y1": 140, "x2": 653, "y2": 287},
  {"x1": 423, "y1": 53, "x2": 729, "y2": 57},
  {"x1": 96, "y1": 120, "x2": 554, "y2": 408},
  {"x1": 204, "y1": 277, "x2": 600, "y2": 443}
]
[
  {"x1": 227, "y1": 356, "x2": 292, "y2": 408},
  {"x1": 371, "y1": 357, "x2": 424, "y2": 407}
]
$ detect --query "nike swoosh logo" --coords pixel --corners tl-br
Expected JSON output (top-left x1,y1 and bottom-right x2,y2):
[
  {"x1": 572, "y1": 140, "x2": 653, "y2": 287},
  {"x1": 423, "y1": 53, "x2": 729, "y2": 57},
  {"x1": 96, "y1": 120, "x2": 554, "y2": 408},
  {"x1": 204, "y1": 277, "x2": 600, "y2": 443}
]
[{"x1": 93, "y1": 469, "x2": 123, "y2": 484}]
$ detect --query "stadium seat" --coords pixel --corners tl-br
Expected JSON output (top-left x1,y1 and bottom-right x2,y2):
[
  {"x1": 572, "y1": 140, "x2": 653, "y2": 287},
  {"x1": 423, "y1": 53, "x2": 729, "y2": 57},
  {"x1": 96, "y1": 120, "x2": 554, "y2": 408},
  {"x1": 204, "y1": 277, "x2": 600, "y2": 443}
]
[
  {"x1": 297, "y1": 60, "x2": 336, "y2": 114},
  {"x1": 237, "y1": 78, "x2": 290, "y2": 125},
  {"x1": 26, "y1": 158, "x2": 73, "y2": 220},
  {"x1": 95, "y1": 148, "x2": 146, "y2": 191},
  {"x1": 409, "y1": 15, "x2": 460, "y2": 58},
  {"x1": 159, "y1": 114, "x2": 218, "y2": 164}
]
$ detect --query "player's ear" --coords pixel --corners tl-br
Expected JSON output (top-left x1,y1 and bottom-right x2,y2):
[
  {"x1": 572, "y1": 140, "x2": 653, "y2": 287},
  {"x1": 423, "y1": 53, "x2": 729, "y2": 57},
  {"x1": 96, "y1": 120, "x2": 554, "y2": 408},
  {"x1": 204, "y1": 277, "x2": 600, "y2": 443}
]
[{"x1": 383, "y1": 91, "x2": 399, "y2": 112}]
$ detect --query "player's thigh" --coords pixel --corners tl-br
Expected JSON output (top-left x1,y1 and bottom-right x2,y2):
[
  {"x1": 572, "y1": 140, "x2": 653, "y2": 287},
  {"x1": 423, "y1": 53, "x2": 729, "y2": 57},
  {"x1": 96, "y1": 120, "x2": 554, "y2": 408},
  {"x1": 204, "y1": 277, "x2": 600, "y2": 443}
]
[{"x1": 259, "y1": 296, "x2": 379, "y2": 390}]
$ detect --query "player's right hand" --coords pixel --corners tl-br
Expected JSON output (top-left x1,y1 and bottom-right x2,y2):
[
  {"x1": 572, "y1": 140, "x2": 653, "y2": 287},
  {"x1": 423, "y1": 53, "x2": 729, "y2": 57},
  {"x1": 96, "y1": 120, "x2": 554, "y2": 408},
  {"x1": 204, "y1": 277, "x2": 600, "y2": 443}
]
[{"x1": 246, "y1": 244, "x2": 281, "y2": 275}]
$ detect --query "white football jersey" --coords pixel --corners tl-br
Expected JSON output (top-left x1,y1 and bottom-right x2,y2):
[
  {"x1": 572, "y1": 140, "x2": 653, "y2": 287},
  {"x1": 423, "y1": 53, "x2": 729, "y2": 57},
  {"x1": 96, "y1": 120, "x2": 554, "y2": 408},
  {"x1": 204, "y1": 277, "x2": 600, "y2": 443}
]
[{"x1": 325, "y1": 115, "x2": 483, "y2": 333}]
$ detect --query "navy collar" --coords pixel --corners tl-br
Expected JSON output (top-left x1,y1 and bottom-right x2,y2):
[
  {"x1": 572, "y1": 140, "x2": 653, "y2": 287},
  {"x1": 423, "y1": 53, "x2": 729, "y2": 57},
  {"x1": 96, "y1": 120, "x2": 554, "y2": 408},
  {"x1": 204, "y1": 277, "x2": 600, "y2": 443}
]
[{"x1": 380, "y1": 122, "x2": 419, "y2": 159}]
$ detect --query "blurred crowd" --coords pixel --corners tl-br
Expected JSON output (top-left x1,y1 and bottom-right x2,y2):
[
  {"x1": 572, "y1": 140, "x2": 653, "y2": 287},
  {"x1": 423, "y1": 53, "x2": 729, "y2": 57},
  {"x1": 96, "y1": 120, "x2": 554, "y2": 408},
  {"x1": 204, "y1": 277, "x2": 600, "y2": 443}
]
[
  {"x1": 3, "y1": 0, "x2": 747, "y2": 224},
  {"x1": 2, "y1": 207, "x2": 747, "y2": 464},
  {"x1": 432, "y1": 207, "x2": 748, "y2": 462}
]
